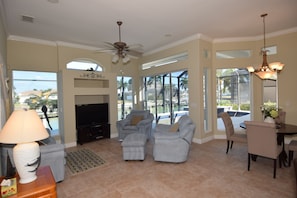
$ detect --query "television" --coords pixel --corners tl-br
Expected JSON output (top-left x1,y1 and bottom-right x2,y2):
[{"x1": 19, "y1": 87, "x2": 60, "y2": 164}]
[{"x1": 75, "y1": 103, "x2": 109, "y2": 128}]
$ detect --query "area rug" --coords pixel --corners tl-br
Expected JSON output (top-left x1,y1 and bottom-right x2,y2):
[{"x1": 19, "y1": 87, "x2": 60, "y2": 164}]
[{"x1": 66, "y1": 148, "x2": 106, "y2": 175}]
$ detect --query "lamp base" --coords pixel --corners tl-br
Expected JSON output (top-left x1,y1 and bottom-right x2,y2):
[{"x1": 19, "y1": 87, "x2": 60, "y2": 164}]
[{"x1": 13, "y1": 142, "x2": 40, "y2": 184}]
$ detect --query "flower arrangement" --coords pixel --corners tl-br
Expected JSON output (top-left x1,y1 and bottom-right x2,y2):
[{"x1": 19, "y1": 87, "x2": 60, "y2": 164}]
[{"x1": 261, "y1": 104, "x2": 278, "y2": 118}]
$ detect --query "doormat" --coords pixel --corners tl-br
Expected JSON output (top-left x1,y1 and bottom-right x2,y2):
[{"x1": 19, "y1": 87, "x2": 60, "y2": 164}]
[{"x1": 66, "y1": 148, "x2": 106, "y2": 175}]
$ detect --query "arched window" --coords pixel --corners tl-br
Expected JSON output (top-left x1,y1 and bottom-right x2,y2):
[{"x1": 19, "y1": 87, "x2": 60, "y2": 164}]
[{"x1": 66, "y1": 59, "x2": 103, "y2": 71}]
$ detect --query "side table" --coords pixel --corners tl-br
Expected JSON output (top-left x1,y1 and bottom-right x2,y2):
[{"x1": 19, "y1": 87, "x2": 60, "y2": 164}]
[{"x1": 0, "y1": 166, "x2": 56, "y2": 198}]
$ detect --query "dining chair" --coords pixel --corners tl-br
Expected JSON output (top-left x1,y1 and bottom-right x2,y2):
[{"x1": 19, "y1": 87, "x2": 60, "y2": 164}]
[
  {"x1": 220, "y1": 112, "x2": 247, "y2": 154},
  {"x1": 294, "y1": 158, "x2": 297, "y2": 198},
  {"x1": 288, "y1": 140, "x2": 297, "y2": 167},
  {"x1": 244, "y1": 121, "x2": 283, "y2": 178},
  {"x1": 275, "y1": 110, "x2": 286, "y2": 125}
]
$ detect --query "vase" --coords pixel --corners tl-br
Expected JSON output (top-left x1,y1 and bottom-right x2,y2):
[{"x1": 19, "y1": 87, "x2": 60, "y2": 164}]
[{"x1": 264, "y1": 116, "x2": 275, "y2": 124}]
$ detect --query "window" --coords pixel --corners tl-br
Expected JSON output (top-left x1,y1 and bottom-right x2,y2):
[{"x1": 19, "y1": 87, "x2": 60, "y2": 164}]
[
  {"x1": 216, "y1": 50, "x2": 251, "y2": 59},
  {"x1": 216, "y1": 68, "x2": 251, "y2": 130},
  {"x1": 203, "y1": 68, "x2": 211, "y2": 132},
  {"x1": 263, "y1": 79, "x2": 277, "y2": 113},
  {"x1": 142, "y1": 52, "x2": 188, "y2": 70},
  {"x1": 117, "y1": 76, "x2": 133, "y2": 120},
  {"x1": 12, "y1": 70, "x2": 59, "y2": 135},
  {"x1": 67, "y1": 60, "x2": 103, "y2": 71},
  {"x1": 262, "y1": 46, "x2": 277, "y2": 55}
]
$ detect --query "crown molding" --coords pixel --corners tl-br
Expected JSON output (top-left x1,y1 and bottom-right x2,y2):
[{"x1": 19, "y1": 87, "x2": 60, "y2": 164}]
[
  {"x1": 7, "y1": 35, "x2": 100, "y2": 50},
  {"x1": 7, "y1": 26, "x2": 297, "y2": 55},
  {"x1": 213, "y1": 27, "x2": 297, "y2": 43},
  {"x1": 55, "y1": 41, "x2": 99, "y2": 50},
  {"x1": 143, "y1": 33, "x2": 213, "y2": 56},
  {"x1": 144, "y1": 27, "x2": 297, "y2": 55},
  {"x1": 7, "y1": 35, "x2": 140, "y2": 60},
  {"x1": 8, "y1": 35, "x2": 57, "y2": 46}
]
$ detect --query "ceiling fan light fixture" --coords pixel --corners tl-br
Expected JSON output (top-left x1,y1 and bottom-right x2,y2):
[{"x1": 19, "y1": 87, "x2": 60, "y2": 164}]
[
  {"x1": 122, "y1": 56, "x2": 130, "y2": 64},
  {"x1": 112, "y1": 54, "x2": 119, "y2": 63},
  {"x1": 247, "y1": 13, "x2": 284, "y2": 80},
  {"x1": 97, "y1": 20, "x2": 142, "y2": 64}
]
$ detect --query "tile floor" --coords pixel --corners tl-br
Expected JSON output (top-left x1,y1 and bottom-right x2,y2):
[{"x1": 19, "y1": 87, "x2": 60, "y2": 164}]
[{"x1": 57, "y1": 138, "x2": 295, "y2": 198}]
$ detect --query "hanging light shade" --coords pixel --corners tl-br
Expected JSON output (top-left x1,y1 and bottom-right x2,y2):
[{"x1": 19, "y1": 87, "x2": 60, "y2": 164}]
[
  {"x1": 247, "y1": 13, "x2": 284, "y2": 80},
  {"x1": 112, "y1": 53, "x2": 130, "y2": 64},
  {"x1": 112, "y1": 51, "x2": 130, "y2": 64},
  {"x1": 112, "y1": 54, "x2": 120, "y2": 63}
]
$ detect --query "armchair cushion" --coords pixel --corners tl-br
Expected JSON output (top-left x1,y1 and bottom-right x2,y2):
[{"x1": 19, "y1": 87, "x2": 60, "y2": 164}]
[
  {"x1": 154, "y1": 124, "x2": 171, "y2": 133},
  {"x1": 123, "y1": 125, "x2": 138, "y2": 130},
  {"x1": 169, "y1": 123, "x2": 179, "y2": 132},
  {"x1": 130, "y1": 115, "x2": 144, "y2": 125},
  {"x1": 154, "y1": 131, "x2": 180, "y2": 140}
]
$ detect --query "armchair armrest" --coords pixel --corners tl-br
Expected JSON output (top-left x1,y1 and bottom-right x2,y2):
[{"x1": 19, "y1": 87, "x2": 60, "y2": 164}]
[
  {"x1": 136, "y1": 118, "x2": 153, "y2": 127},
  {"x1": 40, "y1": 143, "x2": 65, "y2": 154},
  {"x1": 154, "y1": 131, "x2": 180, "y2": 140},
  {"x1": 154, "y1": 124, "x2": 172, "y2": 133},
  {"x1": 39, "y1": 143, "x2": 66, "y2": 182},
  {"x1": 116, "y1": 119, "x2": 131, "y2": 127}
]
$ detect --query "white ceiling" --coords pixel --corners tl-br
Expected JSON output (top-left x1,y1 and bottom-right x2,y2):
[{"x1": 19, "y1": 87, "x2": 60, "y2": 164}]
[{"x1": 1, "y1": 0, "x2": 297, "y2": 55}]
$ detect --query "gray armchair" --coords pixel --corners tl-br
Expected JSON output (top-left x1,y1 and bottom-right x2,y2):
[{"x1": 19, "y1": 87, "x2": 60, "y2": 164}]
[
  {"x1": 116, "y1": 110, "x2": 154, "y2": 141},
  {"x1": 153, "y1": 115, "x2": 196, "y2": 163},
  {"x1": 1, "y1": 135, "x2": 66, "y2": 182}
]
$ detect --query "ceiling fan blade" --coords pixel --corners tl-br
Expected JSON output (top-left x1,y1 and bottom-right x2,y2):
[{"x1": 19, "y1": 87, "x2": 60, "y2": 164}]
[
  {"x1": 103, "y1": 42, "x2": 116, "y2": 48},
  {"x1": 128, "y1": 44, "x2": 143, "y2": 50},
  {"x1": 95, "y1": 21, "x2": 144, "y2": 59},
  {"x1": 94, "y1": 49, "x2": 115, "y2": 53},
  {"x1": 126, "y1": 49, "x2": 143, "y2": 57}
]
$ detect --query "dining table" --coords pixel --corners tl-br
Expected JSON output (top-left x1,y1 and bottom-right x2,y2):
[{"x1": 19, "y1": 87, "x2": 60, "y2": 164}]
[{"x1": 240, "y1": 122, "x2": 297, "y2": 167}]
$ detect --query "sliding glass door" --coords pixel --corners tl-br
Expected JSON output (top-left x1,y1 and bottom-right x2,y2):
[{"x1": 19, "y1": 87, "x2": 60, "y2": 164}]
[
  {"x1": 143, "y1": 70, "x2": 188, "y2": 124},
  {"x1": 117, "y1": 76, "x2": 133, "y2": 120}
]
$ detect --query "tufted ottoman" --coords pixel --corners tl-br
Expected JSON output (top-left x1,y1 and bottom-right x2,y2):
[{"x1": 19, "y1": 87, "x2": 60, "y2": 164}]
[{"x1": 121, "y1": 133, "x2": 147, "y2": 161}]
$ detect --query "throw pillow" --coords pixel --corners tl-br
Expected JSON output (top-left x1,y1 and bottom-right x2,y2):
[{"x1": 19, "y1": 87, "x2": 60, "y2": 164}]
[
  {"x1": 130, "y1": 115, "x2": 144, "y2": 125},
  {"x1": 169, "y1": 123, "x2": 179, "y2": 132}
]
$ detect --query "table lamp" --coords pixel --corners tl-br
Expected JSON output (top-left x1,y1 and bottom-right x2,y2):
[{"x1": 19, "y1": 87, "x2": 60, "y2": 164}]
[{"x1": 0, "y1": 109, "x2": 49, "y2": 184}]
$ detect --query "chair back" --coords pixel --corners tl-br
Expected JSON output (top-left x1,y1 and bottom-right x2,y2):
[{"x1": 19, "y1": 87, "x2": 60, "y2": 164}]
[
  {"x1": 244, "y1": 121, "x2": 279, "y2": 159},
  {"x1": 275, "y1": 110, "x2": 286, "y2": 124},
  {"x1": 220, "y1": 112, "x2": 234, "y2": 138},
  {"x1": 126, "y1": 110, "x2": 150, "y2": 120},
  {"x1": 177, "y1": 115, "x2": 196, "y2": 144}
]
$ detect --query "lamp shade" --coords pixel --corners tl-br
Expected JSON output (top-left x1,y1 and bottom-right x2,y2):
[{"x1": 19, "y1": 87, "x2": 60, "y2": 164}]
[
  {"x1": 269, "y1": 62, "x2": 285, "y2": 71},
  {"x1": 0, "y1": 110, "x2": 49, "y2": 144},
  {"x1": 254, "y1": 70, "x2": 276, "y2": 80}
]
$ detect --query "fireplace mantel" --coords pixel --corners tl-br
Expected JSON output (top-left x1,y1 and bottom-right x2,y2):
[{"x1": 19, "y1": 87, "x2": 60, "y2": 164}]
[{"x1": 59, "y1": 69, "x2": 118, "y2": 147}]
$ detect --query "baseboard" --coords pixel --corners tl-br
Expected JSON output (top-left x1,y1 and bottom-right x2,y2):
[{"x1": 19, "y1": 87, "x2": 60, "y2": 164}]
[{"x1": 192, "y1": 134, "x2": 227, "y2": 144}]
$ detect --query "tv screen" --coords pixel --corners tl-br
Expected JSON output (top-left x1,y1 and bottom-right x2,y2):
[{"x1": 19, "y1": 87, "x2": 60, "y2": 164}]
[{"x1": 75, "y1": 103, "x2": 109, "y2": 127}]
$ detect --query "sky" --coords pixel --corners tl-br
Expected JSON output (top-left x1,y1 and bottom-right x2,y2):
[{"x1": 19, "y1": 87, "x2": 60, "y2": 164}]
[{"x1": 13, "y1": 71, "x2": 57, "y2": 94}]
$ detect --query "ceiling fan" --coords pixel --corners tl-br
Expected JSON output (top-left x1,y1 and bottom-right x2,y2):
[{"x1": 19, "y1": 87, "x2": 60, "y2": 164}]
[{"x1": 97, "y1": 21, "x2": 142, "y2": 64}]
